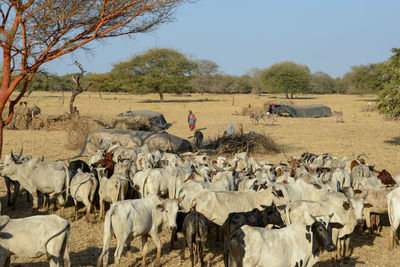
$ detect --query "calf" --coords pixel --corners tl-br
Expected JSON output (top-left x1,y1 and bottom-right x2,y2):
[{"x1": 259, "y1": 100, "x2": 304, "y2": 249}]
[
  {"x1": 194, "y1": 130, "x2": 204, "y2": 150},
  {"x1": 0, "y1": 214, "x2": 70, "y2": 266},
  {"x1": 97, "y1": 195, "x2": 184, "y2": 267},
  {"x1": 224, "y1": 215, "x2": 336, "y2": 267},
  {"x1": 70, "y1": 170, "x2": 98, "y2": 221},
  {"x1": 222, "y1": 202, "x2": 285, "y2": 240},
  {"x1": 181, "y1": 209, "x2": 209, "y2": 267}
]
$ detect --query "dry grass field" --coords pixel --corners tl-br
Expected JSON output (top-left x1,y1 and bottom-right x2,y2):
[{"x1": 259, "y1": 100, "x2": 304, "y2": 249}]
[{"x1": 2, "y1": 92, "x2": 400, "y2": 266}]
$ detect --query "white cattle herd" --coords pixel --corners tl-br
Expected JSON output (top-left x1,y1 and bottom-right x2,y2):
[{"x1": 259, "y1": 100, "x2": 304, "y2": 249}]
[{"x1": 0, "y1": 138, "x2": 400, "y2": 266}]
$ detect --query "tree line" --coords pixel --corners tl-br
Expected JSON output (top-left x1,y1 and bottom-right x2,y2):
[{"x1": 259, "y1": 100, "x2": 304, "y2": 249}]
[{"x1": 24, "y1": 47, "x2": 389, "y2": 101}]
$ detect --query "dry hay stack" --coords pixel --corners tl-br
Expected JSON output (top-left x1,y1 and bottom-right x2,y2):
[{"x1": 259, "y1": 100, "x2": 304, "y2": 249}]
[
  {"x1": 205, "y1": 131, "x2": 280, "y2": 155},
  {"x1": 5, "y1": 102, "x2": 41, "y2": 130}
]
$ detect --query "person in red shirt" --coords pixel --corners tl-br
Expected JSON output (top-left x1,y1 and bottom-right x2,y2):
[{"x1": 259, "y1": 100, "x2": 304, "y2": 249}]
[{"x1": 188, "y1": 110, "x2": 197, "y2": 131}]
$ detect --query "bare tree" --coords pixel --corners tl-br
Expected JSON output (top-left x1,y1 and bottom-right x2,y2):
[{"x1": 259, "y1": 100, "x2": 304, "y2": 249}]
[
  {"x1": 0, "y1": 0, "x2": 191, "y2": 156},
  {"x1": 70, "y1": 61, "x2": 91, "y2": 116}
]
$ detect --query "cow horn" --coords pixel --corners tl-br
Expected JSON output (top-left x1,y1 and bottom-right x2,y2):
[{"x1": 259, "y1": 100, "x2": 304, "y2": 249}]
[
  {"x1": 356, "y1": 153, "x2": 369, "y2": 160},
  {"x1": 10, "y1": 150, "x2": 17, "y2": 163},
  {"x1": 18, "y1": 146, "x2": 23, "y2": 158},
  {"x1": 363, "y1": 191, "x2": 368, "y2": 200}
]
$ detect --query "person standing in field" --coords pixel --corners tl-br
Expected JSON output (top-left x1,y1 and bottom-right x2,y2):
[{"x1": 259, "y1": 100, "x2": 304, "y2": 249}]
[{"x1": 188, "y1": 110, "x2": 197, "y2": 131}]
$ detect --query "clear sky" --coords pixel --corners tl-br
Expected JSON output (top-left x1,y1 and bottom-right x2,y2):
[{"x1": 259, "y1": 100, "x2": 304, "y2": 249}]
[{"x1": 44, "y1": 0, "x2": 400, "y2": 78}]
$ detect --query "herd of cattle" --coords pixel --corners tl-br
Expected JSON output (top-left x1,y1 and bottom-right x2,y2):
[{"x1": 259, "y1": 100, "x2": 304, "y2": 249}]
[{"x1": 0, "y1": 138, "x2": 400, "y2": 266}]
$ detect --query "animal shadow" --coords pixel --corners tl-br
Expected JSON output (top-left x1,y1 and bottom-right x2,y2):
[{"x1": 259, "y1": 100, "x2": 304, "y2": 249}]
[{"x1": 384, "y1": 137, "x2": 400, "y2": 146}]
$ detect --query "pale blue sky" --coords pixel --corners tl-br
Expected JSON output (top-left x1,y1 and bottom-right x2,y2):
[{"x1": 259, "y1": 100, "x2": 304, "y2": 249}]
[{"x1": 44, "y1": 0, "x2": 400, "y2": 78}]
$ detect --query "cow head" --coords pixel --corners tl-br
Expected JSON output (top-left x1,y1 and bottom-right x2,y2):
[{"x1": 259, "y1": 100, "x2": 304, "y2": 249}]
[
  {"x1": 260, "y1": 202, "x2": 285, "y2": 228},
  {"x1": 157, "y1": 195, "x2": 185, "y2": 231},
  {"x1": 1, "y1": 153, "x2": 21, "y2": 177},
  {"x1": 348, "y1": 192, "x2": 367, "y2": 225},
  {"x1": 310, "y1": 214, "x2": 336, "y2": 254}
]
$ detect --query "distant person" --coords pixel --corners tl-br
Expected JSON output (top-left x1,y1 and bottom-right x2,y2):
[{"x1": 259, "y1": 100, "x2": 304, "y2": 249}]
[
  {"x1": 188, "y1": 110, "x2": 197, "y2": 131},
  {"x1": 269, "y1": 103, "x2": 275, "y2": 114}
]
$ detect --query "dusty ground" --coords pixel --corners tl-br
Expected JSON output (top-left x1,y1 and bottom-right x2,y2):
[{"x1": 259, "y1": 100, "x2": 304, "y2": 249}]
[{"x1": 2, "y1": 92, "x2": 400, "y2": 266}]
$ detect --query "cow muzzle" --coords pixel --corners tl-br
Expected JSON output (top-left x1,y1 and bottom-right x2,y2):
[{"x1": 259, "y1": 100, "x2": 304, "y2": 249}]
[{"x1": 327, "y1": 244, "x2": 337, "y2": 252}]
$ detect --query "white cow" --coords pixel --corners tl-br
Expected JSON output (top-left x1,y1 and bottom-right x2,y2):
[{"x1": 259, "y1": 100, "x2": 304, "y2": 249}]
[
  {"x1": 96, "y1": 195, "x2": 184, "y2": 267},
  {"x1": 70, "y1": 170, "x2": 98, "y2": 221},
  {"x1": 191, "y1": 187, "x2": 288, "y2": 225},
  {"x1": 0, "y1": 214, "x2": 70, "y2": 267},
  {"x1": 1, "y1": 154, "x2": 70, "y2": 216},
  {"x1": 224, "y1": 216, "x2": 336, "y2": 267},
  {"x1": 387, "y1": 186, "x2": 400, "y2": 250}
]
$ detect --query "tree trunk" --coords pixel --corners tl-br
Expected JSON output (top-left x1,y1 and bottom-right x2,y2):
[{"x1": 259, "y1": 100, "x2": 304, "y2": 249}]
[
  {"x1": 291, "y1": 92, "x2": 294, "y2": 99},
  {"x1": 286, "y1": 91, "x2": 289, "y2": 99},
  {"x1": 0, "y1": 119, "x2": 4, "y2": 157},
  {"x1": 159, "y1": 92, "x2": 164, "y2": 102},
  {"x1": 70, "y1": 92, "x2": 78, "y2": 115}
]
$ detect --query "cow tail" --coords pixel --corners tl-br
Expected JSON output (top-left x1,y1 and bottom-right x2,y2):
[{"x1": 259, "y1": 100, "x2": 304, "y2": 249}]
[
  {"x1": 44, "y1": 221, "x2": 70, "y2": 260},
  {"x1": 224, "y1": 228, "x2": 237, "y2": 267},
  {"x1": 60, "y1": 164, "x2": 71, "y2": 207},
  {"x1": 142, "y1": 176, "x2": 148, "y2": 198},
  {"x1": 97, "y1": 206, "x2": 115, "y2": 267},
  {"x1": 285, "y1": 204, "x2": 291, "y2": 225}
]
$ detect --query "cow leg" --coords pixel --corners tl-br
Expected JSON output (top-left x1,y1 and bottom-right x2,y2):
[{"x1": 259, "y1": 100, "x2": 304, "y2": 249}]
[
  {"x1": 126, "y1": 234, "x2": 134, "y2": 250},
  {"x1": 82, "y1": 196, "x2": 92, "y2": 222},
  {"x1": 32, "y1": 191, "x2": 39, "y2": 214},
  {"x1": 170, "y1": 228, "x2": 178, "y2": 251},
  {"x1": 180, "y1": 236, "x2": 187, "y2": 261},
  {"x1": 141, "y1": 234, "x2": 149, "y2": 266},
  {"x1": 199, "y1": 241, "x2": 206, "y2": 267},
  {"x1": 11, "y1": 181, "x2": 20, "y2": 209},
  {"x1": 49, "y1": 256, "x2": 60, "y2": 267},
  {"x1": 99, "y1": 198, "x2": 104, "y2": 223},
  {"x1": 188, "y1": 241, "x2": 194, "y2": 267},
  {"x1": 151, "y1": 231, "x2": 162, "y2": 267},
  {"x1": 376, "y1": 214, "x2": 381, "y2": 235},
  {"x1": 74, "y1": 202, "x2": 79, "y2": 221},
  {"x1": 114, "y1": 234, "x2": 128, "y2": 265},
  {"x1": 390, "y1": 230, "x2": 395, "y2": 250},
  {"x1": 344, "y1": 236, "x2": 351, "y2": 258},
  {"x1": 4, "y1": 177, "x2": 11, "y2": 207}
]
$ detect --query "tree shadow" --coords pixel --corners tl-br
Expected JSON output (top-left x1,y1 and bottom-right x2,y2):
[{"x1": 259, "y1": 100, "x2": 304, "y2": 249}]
[
  {"x1": 384, "y1": 137, "x2": 400, "y2": 146},
  {"x1": 277, "y1": 96, "x2": 317, "y2": 100},
  {"x1": 138, "y1": 98, "x2": 221, "y2": 103},
  {"x1": 356, "y1": 98, "x2": 377, "y2": 102}
]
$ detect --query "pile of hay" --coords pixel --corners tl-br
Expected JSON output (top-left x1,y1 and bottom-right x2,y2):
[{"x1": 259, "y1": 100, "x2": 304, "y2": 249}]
[
  {"x1": 5, "y1": 102, "x2": 41, "y2": 130},
  {"x1": 204, "y1": 131, "x2": 280, "y2": 155}
]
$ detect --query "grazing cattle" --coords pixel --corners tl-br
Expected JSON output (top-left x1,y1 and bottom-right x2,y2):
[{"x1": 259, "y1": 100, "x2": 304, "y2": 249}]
[
  {"x1": 360, "y1": 188, "x2": 392, "y2": 235},
  {"x1": 70, "y1": 170, "x2": 98, "y2": 221},
  {"x1": 68, "y1": 159, "x2": 90, "y2": 178},
  {"x1": 275, "y1": 178, "x2": 332, "y2": 202},
  {"x1": 96, "y1": 195, "x2": 184, "y2": 267},
  {"x1": 97, "y1": 152, "x2": 115, "y2": 178},
  {"x1": 222, "y1": 202, "x2": 285, "y2": 240},
  {"x1": 387, "y1": 187, "x2": 400, "y2": 250},
  {"x1": 0, "y1": 214, "x2": 70, "y2": 267},
  {"x1": 224, "y1": 216, "x2": 336, "y2": 267},
  {"x1": 376, "y1": 169, "x2": 396, "y2": 187},
  {"x1": 194, "y1": 130, "x2": 204, "y2": 150},
  {"x1": 1, "y1": 154, "x2": 70, "y2": 216},
  {"x1": 191, "y1": 187, "x2": 287, "y2": 226},
  {"x1": 180, "y1": 209, "x2": 209, "y2": 267}
]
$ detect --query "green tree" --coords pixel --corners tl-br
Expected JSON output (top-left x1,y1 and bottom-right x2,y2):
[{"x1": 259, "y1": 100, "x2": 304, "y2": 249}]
[
  {"x1": 377, "y1": 48, "x2": 400, "y2": 118},
  {"x1": 310, "y1": 71, "x2": 335, "y2": 94},
  {"x1": 260, "y1": 62, "x2": 311, "y2": 98},
  {"x1": 191, "y1": 59, "x2": 219, "y2": 94},
  {"x1": 112, "y1": 48, "x2": 196, "y2": 101},
  {"x1": 247, "y1": 68, "x2": 264, "y2": 95},
  {"x1": 344, "y1": 63, "x2": 386, "y2": 94}
]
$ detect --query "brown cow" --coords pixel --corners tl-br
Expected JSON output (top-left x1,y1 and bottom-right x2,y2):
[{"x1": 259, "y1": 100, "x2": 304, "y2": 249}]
[{"x1": 376, "y1": 169, "x2": 396, "y2": 187}]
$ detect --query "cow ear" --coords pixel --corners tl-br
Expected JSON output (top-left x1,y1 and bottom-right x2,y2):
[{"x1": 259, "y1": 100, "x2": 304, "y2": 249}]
[
  {"x1": 310, "y1": 214, "x2": 317, "y2": 221},
  {"x1": 364, "y1": 203, "x2": 373, "y2": 208},
  {"x1": 342, "y1": 202, "x2": 351, "y2": 210},
  {"x1": 330, "y1": 222, "x2": 344, "y2": 229},
  {"x1": 329, "y1": 213, "x2": 334, "y2": 219},
  {"x1": 156, "y1": 204, "x2": 165, "y2": 211}
]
